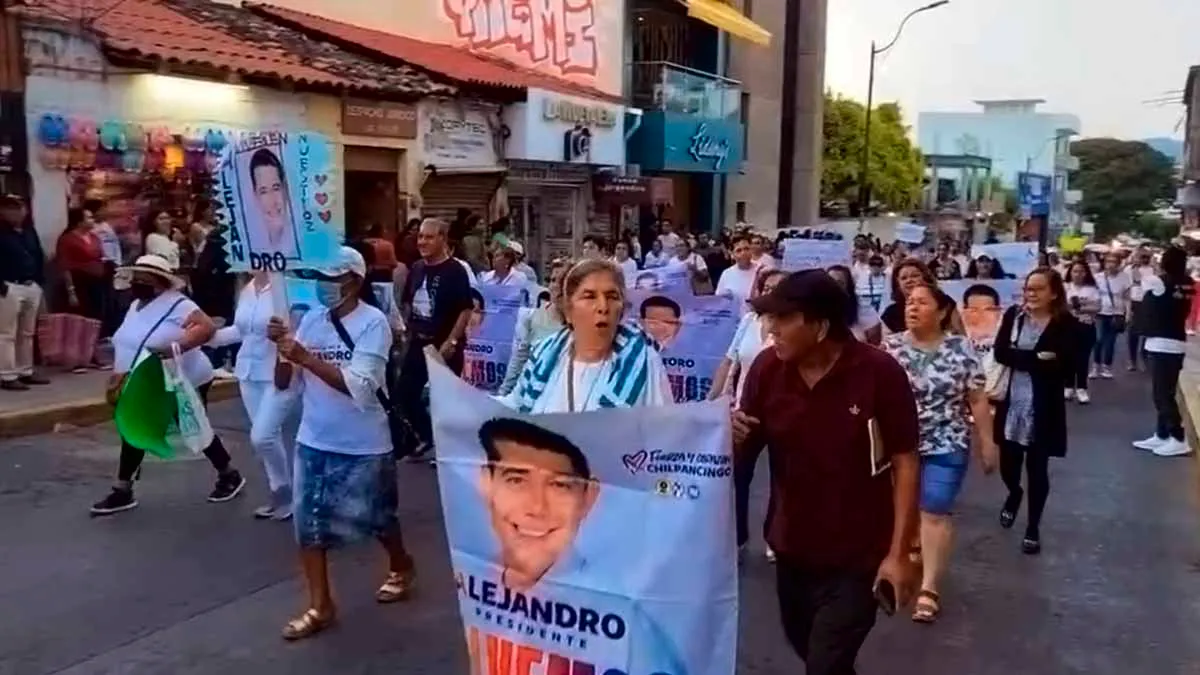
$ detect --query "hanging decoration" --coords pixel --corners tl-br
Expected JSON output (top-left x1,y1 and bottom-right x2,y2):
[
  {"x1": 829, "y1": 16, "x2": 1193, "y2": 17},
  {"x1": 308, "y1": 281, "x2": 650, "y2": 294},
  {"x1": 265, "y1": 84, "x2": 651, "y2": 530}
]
[
  {"x1": 122, "y1": 122, "x2": 147, "y2": 172},
  {"x1": 37, "y1": 113, "x2": 70, "y2": 169},
  {"x1": 67, "y1": 117, "x2": 99, "y2": 169}
]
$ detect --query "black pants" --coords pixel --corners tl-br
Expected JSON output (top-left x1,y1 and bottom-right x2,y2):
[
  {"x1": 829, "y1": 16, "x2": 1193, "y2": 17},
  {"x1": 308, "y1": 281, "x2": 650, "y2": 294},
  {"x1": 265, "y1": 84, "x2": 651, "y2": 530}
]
[
  {"x1": 735, "y1": 455, "x2": 774, "y2": 548},
  {"x1": 117, "y1": 382, "x2": 233, "y2": 482},
  {"x1": 775, "y1": 560, "x2": 878, "y2": 675},
  {"x1": 398, "y1": 340, "x2": 464, "y2": 445},
  {"x1": 999, "y1": 442, "x2": 1050, "y2": 536},
  {"x1": 1148, "y1": 351, "x2": 1185, "y2": 441},
  {"x1": 1070, "y1": 321, "x2": 1096, "y2": 390},
  {"x1": 1127, "y1": 302, "x2": 1144, "y2": 366}
]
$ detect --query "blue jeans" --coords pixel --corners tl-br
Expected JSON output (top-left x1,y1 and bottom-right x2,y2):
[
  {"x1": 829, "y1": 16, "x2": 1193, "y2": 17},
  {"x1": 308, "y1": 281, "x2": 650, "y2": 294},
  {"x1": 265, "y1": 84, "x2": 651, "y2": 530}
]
[{"x1": 1093, "y1": 315, "x2": 1120, "y2": 366}]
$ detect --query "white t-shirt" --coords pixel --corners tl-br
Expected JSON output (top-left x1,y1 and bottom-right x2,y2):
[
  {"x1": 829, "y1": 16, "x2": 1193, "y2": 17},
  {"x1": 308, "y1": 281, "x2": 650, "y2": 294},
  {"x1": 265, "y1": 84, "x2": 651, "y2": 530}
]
[
  {"x1": 613, "y1": 256, "x2": 639, "y2": 281},
  {"x1": 725, "y1": 312, "x2": 772, "y2": 405},
  {"x1": 1097, "y1": 271, "x2": 1132, "y2": 316},
  {"x1": 658, "y1": 232, "x2": 682, "y2": 252},
  {"x1": 480, "y1": 269, "x2": 528, "y2": 287},
  {"x1": 643, "y1": 251, "x2": 670, "y2": 269},
  {"x1": 665, "y1": 253, "x2": 707, "y2": 274},
  {"x1": 457, "y1": 258, "x2": 480, "y2": 289},
  {"x1": 507, "y1": 353, "x2": 673, "y2": 414},
  {"x1": 716, "y1": 264, "x2": 757, "y2": 307},
  {"x1": 1142, "y1": 275, "x2": 1186, "y2": 355},
  {"x1": 294, "y1": 304, "x2": 393, "y2": 455},
  {"x1": 113, "y1": 290, "x2": 213, "y2": 387},
  {"x1": 144, "y1": 232, "x2": 180, "y2": 269},
  {"x1": 1065, "y1": 282, "x2": 1101, "y2": 324},
  {"x1": 1127, "y1": 264, "x2": 1155, "y2": 303}
]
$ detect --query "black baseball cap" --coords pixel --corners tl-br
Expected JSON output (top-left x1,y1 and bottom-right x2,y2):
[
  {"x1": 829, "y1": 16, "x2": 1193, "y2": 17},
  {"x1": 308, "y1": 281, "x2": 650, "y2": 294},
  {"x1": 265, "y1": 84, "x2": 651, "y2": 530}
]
[{"x1": 749, "y1": 269, "x2": 852, "y2": 327}]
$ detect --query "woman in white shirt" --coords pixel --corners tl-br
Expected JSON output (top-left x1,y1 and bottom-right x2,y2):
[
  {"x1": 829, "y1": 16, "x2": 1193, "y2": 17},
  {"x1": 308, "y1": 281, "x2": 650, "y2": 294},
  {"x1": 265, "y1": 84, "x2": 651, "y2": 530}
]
[
  {"x1": 497, "y1": 259, "x2": 672, "y2": 414},
  {"x1": 1095, "y1": 253, "x2": 1132, "y2": 378},
  {"x1": 480, "y1": 246, "x2": 528, "y2": 287},
  {"x1": 1064, "y1": 261, "x2": 1101, "y2": 404},
  {"x1": 827, "y1": 264, "x2": 883, "y2": 346},
  {"x1": 91, "y1": 256, "x2": 245, "y2": 516},
  {"x1": 611, "y1": 240, "x2": 639, "y2": 280},
  {"x1": 708, "y1": 268, "x2": 785, "y2": 562},
  {"x1": 665, "y1": 239, "x2": 710, "y2": 290},
  {"x1": 643, "y1": 238, "x2": 669, "y2": 269},
  {"x1": 267, "y1": 246, "x2": 415, "y2": 641},
  {"x1": 141, "y1": 209, "x2": 180, "y2": 269},
  {"x1": 208, "y1": 271, "x2": 298, "y2": 520}
]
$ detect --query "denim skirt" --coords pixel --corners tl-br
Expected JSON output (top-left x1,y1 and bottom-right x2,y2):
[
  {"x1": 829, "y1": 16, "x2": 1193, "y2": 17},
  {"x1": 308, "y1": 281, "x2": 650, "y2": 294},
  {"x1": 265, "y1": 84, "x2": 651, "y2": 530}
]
[
  {"x1": 919, "y1": 450, "x2": 969, "y2": 515},
  {"x1": 294, "y1": 443, "x2": 399, "y2": 549}
]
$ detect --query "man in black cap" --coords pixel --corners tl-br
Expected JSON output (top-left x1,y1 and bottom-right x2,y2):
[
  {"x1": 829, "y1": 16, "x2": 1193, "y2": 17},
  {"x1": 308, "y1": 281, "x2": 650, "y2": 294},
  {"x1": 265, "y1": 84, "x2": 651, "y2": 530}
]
[
  {"x1": 732, "y1": 269, "x2": 920, "y2": 675},
  {"x1": 0, "y1": 195, "x2": 48, "y2": 391}
]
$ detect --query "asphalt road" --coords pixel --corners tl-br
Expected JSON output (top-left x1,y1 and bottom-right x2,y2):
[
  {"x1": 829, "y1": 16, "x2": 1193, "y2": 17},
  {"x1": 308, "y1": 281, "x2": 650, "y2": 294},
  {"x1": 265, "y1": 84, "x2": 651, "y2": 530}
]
[{"x1": 1, "y1": 368, "x2": 1199, "y2": 675}]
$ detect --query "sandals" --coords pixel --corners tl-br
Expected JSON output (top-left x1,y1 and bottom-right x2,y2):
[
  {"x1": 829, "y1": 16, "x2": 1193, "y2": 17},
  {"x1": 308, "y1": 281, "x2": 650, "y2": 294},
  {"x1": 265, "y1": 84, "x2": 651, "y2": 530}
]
[
  {"x1": 282, "y1": 608, "x2": 336, "y2": 641},
  {"x1": 911, "y1": 590, "x2": 941, "y2": 623},
  {"x1": 375, "y1": 569, "x2": 416, "y2": 603}
]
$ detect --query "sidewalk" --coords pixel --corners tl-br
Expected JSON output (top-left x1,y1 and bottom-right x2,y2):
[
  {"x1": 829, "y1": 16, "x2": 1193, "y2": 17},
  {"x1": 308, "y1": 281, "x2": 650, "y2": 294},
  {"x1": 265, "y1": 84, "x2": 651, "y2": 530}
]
[{"x1": 0, "y1": 368, "x2": 238, "y2": 439}]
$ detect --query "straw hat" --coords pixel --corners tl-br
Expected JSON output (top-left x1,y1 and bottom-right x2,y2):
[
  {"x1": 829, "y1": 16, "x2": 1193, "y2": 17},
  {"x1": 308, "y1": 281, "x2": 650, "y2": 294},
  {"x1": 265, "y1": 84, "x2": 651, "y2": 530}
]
[{"x1": 114, "y1": 254, "x2": 185, "y2": 290}]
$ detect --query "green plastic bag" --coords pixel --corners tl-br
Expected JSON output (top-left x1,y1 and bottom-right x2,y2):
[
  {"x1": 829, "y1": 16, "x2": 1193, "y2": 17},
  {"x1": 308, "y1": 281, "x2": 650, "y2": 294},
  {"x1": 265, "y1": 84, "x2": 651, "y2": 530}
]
[{"x1": 113, "y1": 354, "x2": 180, "y2": 459}]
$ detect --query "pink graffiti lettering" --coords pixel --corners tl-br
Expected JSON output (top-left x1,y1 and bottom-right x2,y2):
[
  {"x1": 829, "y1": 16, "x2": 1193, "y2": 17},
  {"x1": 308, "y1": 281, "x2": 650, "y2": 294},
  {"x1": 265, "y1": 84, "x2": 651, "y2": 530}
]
[{"x1": 441, "y1": 0, "x2": 598, "y2": 78}]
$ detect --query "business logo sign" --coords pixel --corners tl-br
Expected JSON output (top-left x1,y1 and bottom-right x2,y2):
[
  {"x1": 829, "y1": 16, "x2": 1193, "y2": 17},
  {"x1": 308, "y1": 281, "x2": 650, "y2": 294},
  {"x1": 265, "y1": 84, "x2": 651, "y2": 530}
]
[
  {"x1": 687, "y1": 123, "x2": 731, "y2": 171},
  {"x1": 440, "y1": 0, "x2": 598, "y2": 77},
  {"x1": 341, "y1": 99, "x2": 418, "y2": 139},
  {"x1": 562, "y1": 125, "x2": 592, "y2": 163},
  {"x1": 543, "y1": 96, "x2": 618, "y2": 128}
]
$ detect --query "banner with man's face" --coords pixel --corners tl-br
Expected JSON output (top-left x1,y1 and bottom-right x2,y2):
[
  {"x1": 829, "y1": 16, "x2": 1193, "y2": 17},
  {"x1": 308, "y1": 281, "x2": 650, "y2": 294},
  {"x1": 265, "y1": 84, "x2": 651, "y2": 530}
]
[
  {"x1": 624, "y1": 290, "x2": 740, "y2": 402},
  {"x1": 428, "y1": 358, "x2": 738, "y2": 675},
  {"x1": 464, "y1": 285, "x2": 527, "y2": 392}
]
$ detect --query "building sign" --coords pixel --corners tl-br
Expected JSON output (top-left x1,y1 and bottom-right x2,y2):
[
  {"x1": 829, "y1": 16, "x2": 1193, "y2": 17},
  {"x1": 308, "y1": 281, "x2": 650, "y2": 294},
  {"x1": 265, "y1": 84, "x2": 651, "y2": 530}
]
[
  {"x1": 440, "y1": 0, "x2": 598, "y2": 77},
  {"x1": 341, "y1": 98, "x2": 417, "y2": 139},
  {"x1": 628, "y1": 112, "x2": 744, "y2": 174},
  {"x1": 419, "y1": 100, "x2": 501, "y2": 170},
  {"x1": 1017, "y1": 171, "x2": 1052, "y2": 217},
  {"x1": 504, "y1": 88, "x2": 624, "y2": 166},
  {"x1": 593, "y1": 174, "x2": 675, "y2": 207}
]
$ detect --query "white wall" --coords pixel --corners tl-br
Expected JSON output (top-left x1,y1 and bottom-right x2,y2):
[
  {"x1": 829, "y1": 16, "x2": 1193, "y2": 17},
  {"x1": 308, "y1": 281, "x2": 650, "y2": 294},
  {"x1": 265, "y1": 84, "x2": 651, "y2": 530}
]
[{"x1": 23, "y1": 26, "x2": 308, "y2": 251}]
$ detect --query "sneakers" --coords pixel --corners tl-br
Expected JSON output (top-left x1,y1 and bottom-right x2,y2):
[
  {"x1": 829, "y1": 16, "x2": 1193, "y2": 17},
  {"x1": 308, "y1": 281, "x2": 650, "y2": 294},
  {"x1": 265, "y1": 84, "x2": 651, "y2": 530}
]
[
  {"x1": 1064, "y1": 388, "x2": 1075, "y2": 401},
  {"x1": 91, "y1": 487, "x2": 139, "y2": 516},
  {"x1": 765, "y1": 547, "x2": 776, "y2": 564},
  {"x1": 1075, "y1": 390, "x2": 1091, "y2": 404},
  {"x1": 208, "y1": 471, "x2": 246, "y2": 503},
  {"x1": 1087, "y1": 367, "x2": 1099, "y2": 380},
  {"x1": 1099, "y1": 367, "x2": 1114, "y2": 379},
  {"x1": 1133, "y1": 435, "x2": 1168, "y2": 451},
  {"x1": 1153, "y1": 438, "x2": 1193, "y2": 457}
]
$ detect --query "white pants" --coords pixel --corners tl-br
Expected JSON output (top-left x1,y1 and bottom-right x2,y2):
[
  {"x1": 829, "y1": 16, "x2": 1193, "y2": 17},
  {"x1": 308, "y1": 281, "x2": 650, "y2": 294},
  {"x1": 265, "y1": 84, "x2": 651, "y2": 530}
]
[
  {"x1": 238, "y1": 380, "x2": 298, "y2": 493},
  {"x1": 0, "y1": 282, "x2": 42, "y2": 381}
]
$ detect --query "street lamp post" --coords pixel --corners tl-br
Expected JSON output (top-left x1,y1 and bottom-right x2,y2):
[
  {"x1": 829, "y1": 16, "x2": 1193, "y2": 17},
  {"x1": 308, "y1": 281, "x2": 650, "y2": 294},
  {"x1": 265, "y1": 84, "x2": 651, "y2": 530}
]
[{"x1": 858, "y1": 1, "x2": 950, "y2": 230}]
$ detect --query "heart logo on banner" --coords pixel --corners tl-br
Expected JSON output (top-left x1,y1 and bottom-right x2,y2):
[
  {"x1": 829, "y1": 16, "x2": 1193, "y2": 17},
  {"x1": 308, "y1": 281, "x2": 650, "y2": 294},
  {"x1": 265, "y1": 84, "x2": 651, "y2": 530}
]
[
  {"x1": 621, "y1": 450, "x2": 649, "y2": 474},
  {"x1": 314, "y1": 174, "x2": 328, "y2": 186},
  {"x1": 315, "y1": 192, "x2": 329, "y2": 206},
  {"x1": 318, "y1": 210, "x2": 332, "y2": 223}
]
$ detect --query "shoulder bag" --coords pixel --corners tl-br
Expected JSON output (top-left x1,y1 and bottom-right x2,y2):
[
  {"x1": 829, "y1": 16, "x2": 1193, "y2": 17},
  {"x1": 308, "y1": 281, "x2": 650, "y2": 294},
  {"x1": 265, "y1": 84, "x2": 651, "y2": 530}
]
[
  {"x1": 1103, "y1": 276, "x2": 1127, "y2": 333},
  {"x1": 984, "y1": 311, "x2": 1022, "y2": 402},
  {"x1": 327, "y1": 310, "x2": 417, "y2": 460}
]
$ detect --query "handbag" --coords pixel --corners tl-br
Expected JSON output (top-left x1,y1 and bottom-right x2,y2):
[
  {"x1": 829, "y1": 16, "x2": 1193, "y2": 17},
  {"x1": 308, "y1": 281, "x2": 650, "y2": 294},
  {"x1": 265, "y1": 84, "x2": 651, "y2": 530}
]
[
  {"x1": 106, "y1": 298, "x2": 186, "y2": 406},
  {"x1": 1103, "y1": 276, "x2": 1127, "y2": 333},
  {"x1": 327, "y1": 310, "x2": 419, "y2": 460},
  {"x1": 984, "y1": 313, "x2": 1022, "y2": 402}
]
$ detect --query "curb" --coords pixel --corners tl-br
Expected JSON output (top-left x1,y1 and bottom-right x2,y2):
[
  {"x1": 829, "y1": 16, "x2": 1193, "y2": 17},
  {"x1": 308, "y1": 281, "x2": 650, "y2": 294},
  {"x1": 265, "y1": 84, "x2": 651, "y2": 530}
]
[{"x1": 0, "y1": 380, "x2": 240, "y2": 440}]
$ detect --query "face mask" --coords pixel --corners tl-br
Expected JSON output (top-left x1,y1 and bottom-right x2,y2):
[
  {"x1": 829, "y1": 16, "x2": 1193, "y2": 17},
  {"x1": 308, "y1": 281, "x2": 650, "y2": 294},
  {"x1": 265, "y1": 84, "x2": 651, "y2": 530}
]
[
  {"x1": 130, "y1": 282, "x2": 157, "y2": 301},
  {"x1": 315, "y1": 280, "x2": 345, "y2": 308}
]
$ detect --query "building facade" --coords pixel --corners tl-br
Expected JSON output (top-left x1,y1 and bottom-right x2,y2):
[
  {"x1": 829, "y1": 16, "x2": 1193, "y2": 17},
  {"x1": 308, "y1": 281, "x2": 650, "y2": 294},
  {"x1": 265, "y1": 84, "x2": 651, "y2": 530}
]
[{"x1": 1181, "y1": 66, "x2": 1200, "y2": 232}]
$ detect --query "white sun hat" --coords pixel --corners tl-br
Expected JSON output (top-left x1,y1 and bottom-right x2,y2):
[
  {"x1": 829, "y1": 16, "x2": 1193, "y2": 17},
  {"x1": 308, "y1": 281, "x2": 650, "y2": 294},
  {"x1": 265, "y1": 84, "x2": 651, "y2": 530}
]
[{"x1": 114, "y1": 254, "x2": 185, "y2": 291}]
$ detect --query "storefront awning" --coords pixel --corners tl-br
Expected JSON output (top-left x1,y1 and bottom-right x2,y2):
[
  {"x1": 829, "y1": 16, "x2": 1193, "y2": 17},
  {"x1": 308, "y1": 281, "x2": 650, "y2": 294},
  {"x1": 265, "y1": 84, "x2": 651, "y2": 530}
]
[{"x1": 682, "y1": 0, "x2": 772, "y2": 46}]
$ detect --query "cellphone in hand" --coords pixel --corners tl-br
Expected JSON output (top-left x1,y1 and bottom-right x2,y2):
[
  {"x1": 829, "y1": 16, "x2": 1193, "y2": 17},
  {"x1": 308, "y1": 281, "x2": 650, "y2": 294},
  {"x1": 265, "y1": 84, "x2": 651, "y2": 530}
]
[{"x1": 874, "y1": 579, "x2": 896, "y2": 616}]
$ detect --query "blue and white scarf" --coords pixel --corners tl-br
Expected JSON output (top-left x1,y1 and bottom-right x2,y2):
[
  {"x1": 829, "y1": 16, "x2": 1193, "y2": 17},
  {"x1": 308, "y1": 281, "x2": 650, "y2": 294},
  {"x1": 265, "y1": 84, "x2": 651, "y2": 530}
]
[{"x1": 510, "y1": 321, "x2": 655, "y2": 414}]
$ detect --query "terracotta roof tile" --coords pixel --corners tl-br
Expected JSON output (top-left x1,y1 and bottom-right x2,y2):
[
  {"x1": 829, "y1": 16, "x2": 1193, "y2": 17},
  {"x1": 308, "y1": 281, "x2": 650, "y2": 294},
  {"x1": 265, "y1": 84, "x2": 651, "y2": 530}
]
[
  {"x1": 18, "y1": 0, "x2": 456, "y2": 98},
  {"x1": 248, "y1": 3, "x2": 623, "y2": 104}
]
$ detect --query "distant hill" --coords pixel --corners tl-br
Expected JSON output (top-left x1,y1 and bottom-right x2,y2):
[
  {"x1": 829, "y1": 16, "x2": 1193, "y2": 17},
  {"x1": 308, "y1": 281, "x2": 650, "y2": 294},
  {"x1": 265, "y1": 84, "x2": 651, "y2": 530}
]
[{"x1": 1143, "y1": 137, "x2": 1184, "y2": 162}]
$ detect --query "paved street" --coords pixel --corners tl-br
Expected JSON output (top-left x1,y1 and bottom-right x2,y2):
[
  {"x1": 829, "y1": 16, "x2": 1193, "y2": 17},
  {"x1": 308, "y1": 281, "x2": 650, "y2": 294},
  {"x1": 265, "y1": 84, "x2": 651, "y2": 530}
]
[{"x1": 1, "y1": 369, "x2": 1199, "y2": 675}]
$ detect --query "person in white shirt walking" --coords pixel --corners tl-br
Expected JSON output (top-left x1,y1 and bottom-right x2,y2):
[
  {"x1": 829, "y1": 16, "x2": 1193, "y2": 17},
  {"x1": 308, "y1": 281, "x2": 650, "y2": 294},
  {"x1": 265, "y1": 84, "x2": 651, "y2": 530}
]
[
  {"x1": 208, "y1": 271, "x2": 298, "y2": 520},
  {"x1": 643, "y1": 238, "x2": 669, "y2": 269},
  {"x1": 715, "y1": 235, "x2": 759, "y2": 309},
  {"x1": 1125, "y1": 249, "x2": 1155, "y2": 371},
  {"x1": 665, "y1": 239, "x2": 709, "y2": 290},
  {"x1": 1064, "y1": 261, "x2": 1101, "y2": 404},
  {"x1": 611, "y1": 239, "x2": 639, "y2": 280},
  {"x1": 480, "y1": 245, "x2": 528, "y2": 287},
  {"x1": 141, "y1": 209, "x2": 181, "y2": 269},
  {"x1": 1094, "y1": 253, "x2": 1132, "y2": 379}
]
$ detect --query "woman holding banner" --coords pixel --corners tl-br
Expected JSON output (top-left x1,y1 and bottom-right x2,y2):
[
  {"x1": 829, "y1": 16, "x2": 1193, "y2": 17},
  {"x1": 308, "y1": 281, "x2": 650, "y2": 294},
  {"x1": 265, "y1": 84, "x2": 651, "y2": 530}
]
[
  {"x1": 498, "y1": 258, "x2": 570, "y2": 397},
  {"x1": 91, "y1": 255, "x2": 245, "y2": 516},
  {"x1": 267, "y1": 246, "x2": 415, "y2": 641},
  {"x1": 497, "y1": 259, "x2": 672, "y2": 413},
  {"x1": 883, "y1": 283, "x2": 996, "y2": 623}
]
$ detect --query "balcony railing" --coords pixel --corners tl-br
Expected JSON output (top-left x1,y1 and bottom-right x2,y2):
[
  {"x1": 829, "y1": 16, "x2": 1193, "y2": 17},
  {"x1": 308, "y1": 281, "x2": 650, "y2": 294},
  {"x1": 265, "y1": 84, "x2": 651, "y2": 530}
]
[{"x1": 628, "y1": 61, "x2": 742, "y2": 119}]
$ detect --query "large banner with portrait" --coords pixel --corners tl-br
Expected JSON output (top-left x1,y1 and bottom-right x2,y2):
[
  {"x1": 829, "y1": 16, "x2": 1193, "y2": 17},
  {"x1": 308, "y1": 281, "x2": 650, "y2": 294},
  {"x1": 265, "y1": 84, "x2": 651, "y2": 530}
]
[
  {"x1": 626, "y1": 267, "x2": 691, "y2": 293},
  {"x1": 624, "y1": 291, "x2": 740, "y2": 402},
  {"x1": 427, "y1": 359, "x2": 738, "y2": 675},
  {"x1": 464, "y1": 285, "x2": 526, "y2": 393},
  {"x1": 215, "y1": 131, "x2": 343, "y2": 272}
]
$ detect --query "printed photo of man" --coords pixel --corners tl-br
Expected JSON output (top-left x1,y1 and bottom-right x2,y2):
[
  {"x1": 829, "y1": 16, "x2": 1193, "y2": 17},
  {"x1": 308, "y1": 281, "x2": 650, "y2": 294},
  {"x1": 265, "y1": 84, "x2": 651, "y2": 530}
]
[
  {"x1": 478, "y1": 417, "x2": 599, "y2": 592},
  {"x1": 633, "y1": 271, "x2": 662, "y2": 292},
  {"x1": 640, "y1": 295, "x2": 682, "y2": 349},
  {"x1": 242, "y1": 147, "x2": 300, "y2": 260}
]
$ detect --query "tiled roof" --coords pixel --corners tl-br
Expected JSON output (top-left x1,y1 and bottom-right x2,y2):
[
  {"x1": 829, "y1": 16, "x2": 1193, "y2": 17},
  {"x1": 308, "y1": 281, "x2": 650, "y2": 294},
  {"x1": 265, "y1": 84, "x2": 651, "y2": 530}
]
[
  {"x1": 16, "y1": 0, "x2": 456, "y2": 98},
  {"x1": 247, "y1": 3, "x2": 623, "y2": 104}
]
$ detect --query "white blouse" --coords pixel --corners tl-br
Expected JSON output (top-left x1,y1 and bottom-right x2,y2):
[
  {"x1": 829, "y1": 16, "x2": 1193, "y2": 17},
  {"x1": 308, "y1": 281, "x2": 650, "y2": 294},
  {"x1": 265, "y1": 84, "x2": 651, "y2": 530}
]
[
  {"x1": 210, "y1": 280, "x2": 281, "y2": 383},
  {"x1": 725, "y1": 312, "x2": 772, "y2": 405}
]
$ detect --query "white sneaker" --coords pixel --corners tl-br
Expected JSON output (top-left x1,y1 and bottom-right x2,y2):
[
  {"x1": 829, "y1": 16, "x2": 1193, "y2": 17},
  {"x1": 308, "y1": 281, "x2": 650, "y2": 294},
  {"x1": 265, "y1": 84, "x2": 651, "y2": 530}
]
[
  {"x1": 1076, "y1": 390, "x2": 1091, "y2": 404},
  {"x1": 1100, "y1": 367, "x2": 1114, "y2": 379},
  {"x1": 765, "y1": 546, "x2": 776, "y2": 563},
  {"x1": 1064, "y1": 388, "x2": 1076, "y2": 401},
  {"x1": 1133, "y1": 435, "x2": 1168, "y2": 451},
  {"x1": 1088, "y1": 367, "x2": 1099, "y2": 380},
  {"x1": 1153, "y1": 438, "x2": 1193, "y2": 457}
]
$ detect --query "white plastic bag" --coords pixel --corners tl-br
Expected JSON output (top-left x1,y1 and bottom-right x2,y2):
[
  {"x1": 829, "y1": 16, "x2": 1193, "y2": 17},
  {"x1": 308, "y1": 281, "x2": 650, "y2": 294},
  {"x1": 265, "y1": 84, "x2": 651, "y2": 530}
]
[{"x1": 162, "y1": 344, "x2": 214, "y2": 455}]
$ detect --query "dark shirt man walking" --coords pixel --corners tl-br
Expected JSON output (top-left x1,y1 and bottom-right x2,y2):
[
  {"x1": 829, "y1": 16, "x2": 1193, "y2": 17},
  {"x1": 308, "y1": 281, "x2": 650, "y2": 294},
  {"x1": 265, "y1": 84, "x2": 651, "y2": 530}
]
[
  {"x1": 0, "y1": 194, "x2": 49, "y2": 390},
  {"x1": 733, "y1": 270, "x2": 920, "y2": 674}
]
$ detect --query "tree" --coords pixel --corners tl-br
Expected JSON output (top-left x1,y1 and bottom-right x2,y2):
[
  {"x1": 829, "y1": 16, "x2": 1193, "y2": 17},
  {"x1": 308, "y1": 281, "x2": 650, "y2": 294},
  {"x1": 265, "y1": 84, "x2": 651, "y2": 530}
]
[
  {"x1": 821, "y1": 93, "x2": 924, "y2": 212},
  {"x1": 1070, "y1": 138, "x2": 1177, "y2": 239}
]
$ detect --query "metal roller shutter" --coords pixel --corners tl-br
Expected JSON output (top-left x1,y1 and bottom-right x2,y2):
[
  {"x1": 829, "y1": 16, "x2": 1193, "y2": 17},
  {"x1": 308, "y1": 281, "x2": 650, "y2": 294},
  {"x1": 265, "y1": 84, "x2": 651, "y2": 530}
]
[{"x1": 419, "y1": 172, "x2": 503, "y2": 223}]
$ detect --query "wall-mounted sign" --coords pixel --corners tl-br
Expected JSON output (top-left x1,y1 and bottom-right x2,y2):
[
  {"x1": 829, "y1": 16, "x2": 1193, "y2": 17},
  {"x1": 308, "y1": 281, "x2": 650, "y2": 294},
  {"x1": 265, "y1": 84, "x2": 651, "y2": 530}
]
[
  {"x1": 593, "y1": 174, "x2": 675, "y2": 207},
  {"x1": 419, "y1": 99, "x2": 501, "y2": 170},
  {"x1": 342, "y1": 98, "x2": 417, "y2": 139},
  {"x1": 563, "y1": 125, "x2": 592, "y2": 163},
  {"x1": 687, "y1": 123, "x2": 732, "y2": 171},
  {"x1": 543, "y1": 97, "x2": 618, "y2": 128},
  {"x1": 628, "y1": 112, "x2": 744, "y2": 174}
]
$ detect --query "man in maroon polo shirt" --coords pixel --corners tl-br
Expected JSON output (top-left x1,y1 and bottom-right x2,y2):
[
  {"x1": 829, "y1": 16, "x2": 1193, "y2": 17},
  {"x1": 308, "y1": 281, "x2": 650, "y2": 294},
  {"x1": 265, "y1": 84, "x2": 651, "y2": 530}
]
[{"x1": 733, "y1": 270, "x2": 920, "y2": 675}]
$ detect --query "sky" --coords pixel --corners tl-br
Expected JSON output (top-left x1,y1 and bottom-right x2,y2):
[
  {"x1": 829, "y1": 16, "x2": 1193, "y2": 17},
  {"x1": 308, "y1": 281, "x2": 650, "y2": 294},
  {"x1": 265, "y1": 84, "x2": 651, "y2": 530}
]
[{"x1": 823, "y1": 0, "x2": 1198, "y2": 140}]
